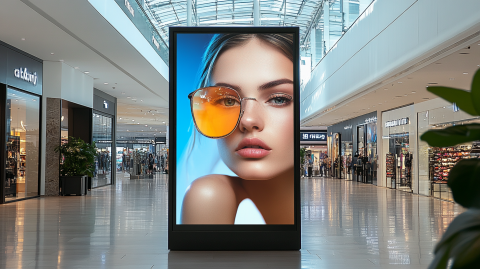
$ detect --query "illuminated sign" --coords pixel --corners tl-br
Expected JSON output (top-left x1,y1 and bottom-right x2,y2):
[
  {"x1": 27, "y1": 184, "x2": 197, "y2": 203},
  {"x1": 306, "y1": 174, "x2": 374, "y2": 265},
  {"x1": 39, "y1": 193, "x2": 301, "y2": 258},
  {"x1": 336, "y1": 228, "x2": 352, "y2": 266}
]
[
  {"x1": 385, "y1": 118, "x2": 409, "y2": 128},
  {"x1": 365, "y1": 116, "x2": 377, "y2": 123},
  {"x1": 153, "y1": 36, "x2": 160, "y2": 50},
  {"x1": 125, "y1": 0, "x2": 134, "y2": 17},
  {"x1": 301, "y1": 132, "x2": 327, "y2": 142},
  {"x1": 14, "y1": 67, "x2": 37, "y2": 85}
]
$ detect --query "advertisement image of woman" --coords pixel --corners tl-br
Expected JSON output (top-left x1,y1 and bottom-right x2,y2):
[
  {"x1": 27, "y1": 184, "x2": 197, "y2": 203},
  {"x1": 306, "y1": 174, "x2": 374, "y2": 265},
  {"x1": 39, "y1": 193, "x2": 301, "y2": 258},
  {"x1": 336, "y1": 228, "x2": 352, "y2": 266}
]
[{"x1": 180, "y1": 33, "x2": 294, "y2": 225}]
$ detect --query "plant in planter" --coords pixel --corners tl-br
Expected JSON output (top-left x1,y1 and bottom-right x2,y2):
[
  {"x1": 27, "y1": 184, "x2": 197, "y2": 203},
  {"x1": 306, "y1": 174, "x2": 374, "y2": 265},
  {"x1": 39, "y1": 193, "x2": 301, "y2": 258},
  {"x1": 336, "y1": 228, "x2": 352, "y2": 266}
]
[
  {"x1": 421, "y1": 69, "x2": 480, "y2": 269},
  {"x1": 54, "y1": 136, "x2": 96, "y2": 196}
]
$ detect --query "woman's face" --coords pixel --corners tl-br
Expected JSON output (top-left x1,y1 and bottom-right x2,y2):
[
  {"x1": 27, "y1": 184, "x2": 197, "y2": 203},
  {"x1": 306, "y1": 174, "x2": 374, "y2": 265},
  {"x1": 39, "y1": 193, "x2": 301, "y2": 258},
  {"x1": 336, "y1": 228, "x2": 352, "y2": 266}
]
[{"x1": 211, "y1": 38, "x2": 294, "y2": 180}]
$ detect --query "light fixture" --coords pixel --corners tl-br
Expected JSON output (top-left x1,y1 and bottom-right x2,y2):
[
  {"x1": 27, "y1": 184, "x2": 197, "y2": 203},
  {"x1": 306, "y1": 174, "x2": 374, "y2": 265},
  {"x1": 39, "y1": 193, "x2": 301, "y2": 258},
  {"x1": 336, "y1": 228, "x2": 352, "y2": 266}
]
[
  {"x1": 119, "y1": 117, "x2": 122, "y2": 120},
  {"x1": 163, "y1": 121, "x2": 165, "y2": 123},
  {"x1": 104, "y1": 82, "x2": 108, "y2": 85},
  {"x1": 21, "y1": 38, "x2": 25, "y2": 41},
  {"x1": 145, "y1": 125, "x2": 148, "y2": 127},
  {"x1": 384, "y1": 88, "x2": 388, "y2": 91},
  {"x1": 411, "y1": 91, "x2": 416, "y2": 93},
  {"x1": 74, "y1": 67, "x2": 79, "y2": 69},
  {"x1": 50, "y1": 53, "x2": 54, "y2": 55},
  {"x1": 463, "y1": 72, "x2": 468, "y2": 75},
  {"x1": 84, "y1": 71, "x2": 89, "y2": 74},
  {"x1": 398, "y1": 81, "x2": 402, "y2": 84},
  {"x1": 132, "y1": 119, "x2": 135, "y2": 122},
  {"x1": 61, "y1": 116, "x2": 64, "y2": 121},
  {"x1": 127, "y1": 96, "x2": 131, "y2": 98}
]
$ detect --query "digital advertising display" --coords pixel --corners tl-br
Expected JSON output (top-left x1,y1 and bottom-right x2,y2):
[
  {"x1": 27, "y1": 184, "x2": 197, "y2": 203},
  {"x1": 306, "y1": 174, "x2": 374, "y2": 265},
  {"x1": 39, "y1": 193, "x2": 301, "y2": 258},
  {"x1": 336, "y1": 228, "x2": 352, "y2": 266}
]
[{"x1": 169, "y1": 27, "x2": 300, "y2": 250}]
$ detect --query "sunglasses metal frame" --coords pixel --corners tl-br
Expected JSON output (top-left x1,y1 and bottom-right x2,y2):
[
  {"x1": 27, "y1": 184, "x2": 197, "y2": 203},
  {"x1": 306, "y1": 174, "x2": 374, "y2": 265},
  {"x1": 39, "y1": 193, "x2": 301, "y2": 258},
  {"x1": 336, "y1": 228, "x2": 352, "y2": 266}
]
[{"x1": 188, "y1": 86, "x2": 256, "y2": 139}]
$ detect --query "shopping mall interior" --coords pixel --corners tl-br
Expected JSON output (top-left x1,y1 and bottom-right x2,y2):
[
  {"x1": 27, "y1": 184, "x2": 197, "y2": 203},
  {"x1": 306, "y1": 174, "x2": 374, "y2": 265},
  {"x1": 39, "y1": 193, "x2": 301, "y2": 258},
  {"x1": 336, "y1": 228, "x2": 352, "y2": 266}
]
[{"x1": 0, "y1": 0, "x2": 479, "y2": 268}]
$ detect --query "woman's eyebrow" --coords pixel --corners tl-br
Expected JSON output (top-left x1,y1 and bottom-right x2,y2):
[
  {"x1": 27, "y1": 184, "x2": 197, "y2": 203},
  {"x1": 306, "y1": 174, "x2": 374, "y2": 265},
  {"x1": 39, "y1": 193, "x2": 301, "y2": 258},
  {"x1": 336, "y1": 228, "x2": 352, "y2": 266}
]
[{"x1": 259, "y1": 79, "x2": 293, "y2": 90}]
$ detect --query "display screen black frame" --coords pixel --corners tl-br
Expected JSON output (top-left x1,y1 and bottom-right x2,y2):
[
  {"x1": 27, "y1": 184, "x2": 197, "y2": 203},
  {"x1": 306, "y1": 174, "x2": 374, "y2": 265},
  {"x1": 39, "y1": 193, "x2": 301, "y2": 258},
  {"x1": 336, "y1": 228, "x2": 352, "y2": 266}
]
[{"x1": 168, "y1": 27, "x2": 300, "y2": 250}]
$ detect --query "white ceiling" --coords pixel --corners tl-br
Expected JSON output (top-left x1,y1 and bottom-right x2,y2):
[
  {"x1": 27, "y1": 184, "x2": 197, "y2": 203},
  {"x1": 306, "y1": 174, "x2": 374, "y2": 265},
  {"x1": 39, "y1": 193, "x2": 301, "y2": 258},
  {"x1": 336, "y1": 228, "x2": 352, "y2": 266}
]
[
  {"x1": 0, "y1": 0, "x2": 169, "y2": 139},
  {"x1": 303, "y1": 41, "x2": 480, "y2": 127}
]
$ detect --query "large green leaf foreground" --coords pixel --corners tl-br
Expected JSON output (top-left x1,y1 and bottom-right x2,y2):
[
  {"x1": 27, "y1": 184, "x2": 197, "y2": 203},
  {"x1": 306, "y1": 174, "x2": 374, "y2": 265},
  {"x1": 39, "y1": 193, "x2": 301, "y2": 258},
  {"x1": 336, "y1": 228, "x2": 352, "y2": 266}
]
[
  {"x1": 426, "y1": 68, "x2": 480, "y2": 116},
  {"x1": 420, "y1": 124, "x2": 480, "y2": 147}
]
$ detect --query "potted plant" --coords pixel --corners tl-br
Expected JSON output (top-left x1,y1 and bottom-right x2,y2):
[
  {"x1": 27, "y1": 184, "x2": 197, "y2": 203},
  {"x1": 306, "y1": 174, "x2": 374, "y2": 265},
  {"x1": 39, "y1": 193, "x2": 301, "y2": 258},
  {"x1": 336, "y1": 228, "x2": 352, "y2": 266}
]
[
  {"x1": 421, "y1": 69, "x2": 480, "y2": 268},
  {"x1": 54, "y1": 136, "x2": 96, "y2": 196}
]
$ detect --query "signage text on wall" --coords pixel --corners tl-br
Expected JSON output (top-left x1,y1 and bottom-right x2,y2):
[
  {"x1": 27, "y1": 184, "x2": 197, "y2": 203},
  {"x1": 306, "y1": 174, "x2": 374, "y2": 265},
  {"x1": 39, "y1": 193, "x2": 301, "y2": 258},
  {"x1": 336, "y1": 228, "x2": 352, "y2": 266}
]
[
  {"x1": 344, "y1": 125, "x2": 352, "y2": 130},
  {"x1": 14, "y1": 67, "x2": 37, "y2": 85},
  {"x1": 385, "y1": 117, "x2": 409, "y2": 128},
  {"x1": 365, "y1": 116, "x2": 377, "y2": 123},
  {"x1": 125, "y1": 0, "x2": 134, "y2": 17},
  {"x1": 300, "y1": 132, "x2": 327, "y2": 142}
]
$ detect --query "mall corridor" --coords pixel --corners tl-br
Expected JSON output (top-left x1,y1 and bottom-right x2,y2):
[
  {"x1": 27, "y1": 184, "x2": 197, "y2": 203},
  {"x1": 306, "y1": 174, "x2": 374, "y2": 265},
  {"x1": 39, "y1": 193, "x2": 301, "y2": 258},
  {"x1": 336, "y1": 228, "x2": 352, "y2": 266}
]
[{"x1": 0, "y1": 173, "x2": 463, "y2": 269}]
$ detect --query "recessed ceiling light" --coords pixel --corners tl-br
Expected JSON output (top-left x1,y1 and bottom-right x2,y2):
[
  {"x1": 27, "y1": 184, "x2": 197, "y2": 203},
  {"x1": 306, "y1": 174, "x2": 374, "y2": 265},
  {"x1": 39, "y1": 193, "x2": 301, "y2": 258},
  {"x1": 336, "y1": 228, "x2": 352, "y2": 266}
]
[
  {"x1": 137, "y1": 123, "x2": 139, "y2": 124},
  {"x1": 50, "y1": 53, "x2": 54, "y2": 55},
  {"x1": 59, "y1": 60, "x2": 64, "y2": 62},
  {"x1": 379, "y1": 103, "x2": 382, "y2": 105},
  {"x1": 132, "y1": 119, "x2": 135, "y2": 122},
  {"x1": 145, "y1": 125, "x2": 148, "y2": 127},
  {"x1": 104, "y1": 82, "x2": 108, "y2": 85},
  {"x1": 75, "y1": 67, "x2": 79, "y2": 69},
  {"x1": 384, "y1": 88, "x2": 388, "y2": 91},
  {"x1": 411, "y1": 91, "x2": 416, "y2": 93},
  {"x1": 127, "y1": 130, "x2": 129, "y2": 131},
  {"x1": 140, "y1": 100, "x2": 143, "y2": 102},
  {"x1": 119, "y1": 117, "x2": 122, "y2": 120},
  {"x1": 132, "y1": 99, "x2": 136, "y2": 101},
  {"x1": 163, "y1": 121, "x2": 165, "y2": 123},
  {"x1": 463, "y1": 72, "x2": 468, "y2": 75},
  {"x1": 127, "y1": 96, "x2": 131, "y2": 98},
  {"x1": 398, "y1": 81, "x2": 402, "y2": 84},
  {"x1": 21, "y1": 38, "x2": 25, "y2": 41},
  {"x1": 84, "y1": 71, "x2": 89, "y2": 74}
]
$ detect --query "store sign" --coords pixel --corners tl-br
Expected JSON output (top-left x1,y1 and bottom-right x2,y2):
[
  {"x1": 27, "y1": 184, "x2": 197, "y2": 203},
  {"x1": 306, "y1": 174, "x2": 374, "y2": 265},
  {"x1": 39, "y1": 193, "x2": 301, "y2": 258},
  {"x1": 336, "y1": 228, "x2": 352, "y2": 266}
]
[
  {"x1": 385, "y1": 117, "x2": 409, "y2": 128},
  {"x1": 125, "y1": 0, "x2": 134, "y2": 17},
  {"x1": 301, "y1": 132, "x2": 327, "y2": 142},
  {"x1": 14, "y1": 67, "x2": 38, "y2": 85},
  {"x1": 153, "y1": 36, "x2": 160, "y2": 50},
  {"x1": 344, "y1": 125, "x2": 352, "y2": 130},
  {"x1": 365, "y1": 116, "x2": 377, "y2": 123},
  {"x1": 103, "y1": 100, "x2": 109, "y2": 109}
]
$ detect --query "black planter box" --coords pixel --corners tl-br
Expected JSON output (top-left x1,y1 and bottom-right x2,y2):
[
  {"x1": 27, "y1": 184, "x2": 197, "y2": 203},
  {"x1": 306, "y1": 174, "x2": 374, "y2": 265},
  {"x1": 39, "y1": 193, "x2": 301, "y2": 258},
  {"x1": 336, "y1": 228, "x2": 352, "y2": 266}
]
[{"x1": 60, "y1": 176, "x2": 86, "y2": 196}]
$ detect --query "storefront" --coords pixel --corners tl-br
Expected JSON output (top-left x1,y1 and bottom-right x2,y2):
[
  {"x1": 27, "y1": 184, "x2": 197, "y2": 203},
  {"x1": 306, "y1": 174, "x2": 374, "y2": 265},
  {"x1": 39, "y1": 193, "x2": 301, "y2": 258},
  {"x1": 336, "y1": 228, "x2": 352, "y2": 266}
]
[
  {"x1": 92, "y1": 89, "x2": 116, "y2": 188},
  {"x1": 381, "y1": 105, "x2": 415, "y2": 192},
  {"x1": 417, "y1": 102, "x2": 479, "y2": 201},
  {"x1": 0, "y1": 41, "x2": 43, "y2": 204},
  {"x1": 300, "y1": 128, "x2": 327, "y2": 177},
  {"x1": 327, "y1": 112, "x2": 378, "y2": 184}
]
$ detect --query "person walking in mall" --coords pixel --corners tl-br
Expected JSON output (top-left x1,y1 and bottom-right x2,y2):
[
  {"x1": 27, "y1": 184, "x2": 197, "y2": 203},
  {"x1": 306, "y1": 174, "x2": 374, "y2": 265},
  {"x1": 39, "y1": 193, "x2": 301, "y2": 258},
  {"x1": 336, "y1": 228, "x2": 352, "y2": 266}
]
[{"x1": 148, "y1": 153, "x2": 155, "y2": 175}]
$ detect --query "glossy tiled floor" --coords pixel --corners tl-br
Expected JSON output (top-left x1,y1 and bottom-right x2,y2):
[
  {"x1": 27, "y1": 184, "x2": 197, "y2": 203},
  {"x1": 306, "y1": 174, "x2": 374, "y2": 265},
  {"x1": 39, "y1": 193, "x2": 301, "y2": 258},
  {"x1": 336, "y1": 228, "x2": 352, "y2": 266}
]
[{"x1": 0, "y1": 173, "x2": 464, "y2": 268}]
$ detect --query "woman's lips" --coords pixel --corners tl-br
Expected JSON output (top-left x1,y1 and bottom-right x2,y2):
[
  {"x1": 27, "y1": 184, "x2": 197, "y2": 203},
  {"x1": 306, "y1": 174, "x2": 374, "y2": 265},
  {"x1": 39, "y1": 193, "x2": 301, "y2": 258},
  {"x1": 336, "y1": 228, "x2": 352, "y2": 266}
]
[{"x1": 235, "y1": 137, "x2": 271, "y2": 158}]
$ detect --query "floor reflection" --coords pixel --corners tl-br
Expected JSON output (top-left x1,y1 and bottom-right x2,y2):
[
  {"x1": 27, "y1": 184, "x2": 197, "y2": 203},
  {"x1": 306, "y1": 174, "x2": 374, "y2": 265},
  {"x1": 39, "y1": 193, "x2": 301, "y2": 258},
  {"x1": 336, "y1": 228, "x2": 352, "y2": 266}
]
[{"x1": 0, "y1": 175, "x2": 464, "y2": 269}]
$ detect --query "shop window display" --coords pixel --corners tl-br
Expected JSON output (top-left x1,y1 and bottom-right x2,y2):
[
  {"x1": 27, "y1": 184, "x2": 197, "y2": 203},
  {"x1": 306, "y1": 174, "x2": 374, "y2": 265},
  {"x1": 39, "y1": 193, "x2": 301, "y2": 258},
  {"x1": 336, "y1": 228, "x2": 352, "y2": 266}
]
[
  {"x1": 5, "y1": 88, "x2": 40, "y2": 201},
  {"x1": 92, "y1": 113, "x2": 113, "y2": 188}
]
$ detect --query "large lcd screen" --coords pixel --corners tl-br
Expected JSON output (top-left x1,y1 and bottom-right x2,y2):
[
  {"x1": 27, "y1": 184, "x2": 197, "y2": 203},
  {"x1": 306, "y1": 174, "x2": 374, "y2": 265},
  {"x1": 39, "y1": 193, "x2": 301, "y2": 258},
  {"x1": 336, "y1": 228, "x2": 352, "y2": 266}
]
[{"x1": 174, "y1": 31, "x2": 295, "y2": 225}]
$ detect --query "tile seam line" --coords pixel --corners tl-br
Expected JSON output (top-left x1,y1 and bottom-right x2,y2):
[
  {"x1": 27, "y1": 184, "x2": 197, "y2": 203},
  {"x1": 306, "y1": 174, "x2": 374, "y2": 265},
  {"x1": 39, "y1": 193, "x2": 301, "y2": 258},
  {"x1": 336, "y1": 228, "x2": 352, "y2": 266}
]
[{"x1": 19, "y1": 0, "x2": 168, "y2": 103}]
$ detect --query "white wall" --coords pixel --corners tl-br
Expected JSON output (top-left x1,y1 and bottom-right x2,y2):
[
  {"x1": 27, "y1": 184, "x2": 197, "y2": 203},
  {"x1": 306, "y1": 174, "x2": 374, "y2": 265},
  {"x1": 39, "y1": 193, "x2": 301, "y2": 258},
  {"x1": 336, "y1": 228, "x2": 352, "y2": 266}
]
[
  {"x1": 40, "y1": 61, "x2": 93, "y2": 195},
  {"x1": 301, "y1": 0, "x2": 480, "y2": 124}
]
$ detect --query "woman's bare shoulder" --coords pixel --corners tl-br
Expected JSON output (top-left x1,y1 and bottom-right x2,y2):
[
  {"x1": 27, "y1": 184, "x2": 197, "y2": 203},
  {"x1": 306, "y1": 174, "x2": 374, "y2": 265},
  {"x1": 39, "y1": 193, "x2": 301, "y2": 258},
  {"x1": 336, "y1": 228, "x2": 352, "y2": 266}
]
[{"x1": 181, "y1": 174, "x2": 239, "y2": 224}]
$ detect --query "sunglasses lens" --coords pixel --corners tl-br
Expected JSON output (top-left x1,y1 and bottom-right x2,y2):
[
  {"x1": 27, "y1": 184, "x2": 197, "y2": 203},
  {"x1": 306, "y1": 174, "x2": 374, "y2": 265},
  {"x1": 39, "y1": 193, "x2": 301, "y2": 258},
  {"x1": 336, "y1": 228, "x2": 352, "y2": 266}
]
[{"x1": 191, "y1": 87, "x2": 241, "y2": 138}]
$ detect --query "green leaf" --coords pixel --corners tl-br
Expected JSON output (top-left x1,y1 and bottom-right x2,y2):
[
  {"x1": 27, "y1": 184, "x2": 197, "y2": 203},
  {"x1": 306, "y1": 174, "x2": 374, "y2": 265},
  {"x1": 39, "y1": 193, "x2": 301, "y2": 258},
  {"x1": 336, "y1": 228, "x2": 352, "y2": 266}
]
[
  {"x1": 420, "y1": 124, "x2": 480, "y2": 147},
  {"x1": 427, "y1": 86, "x2": 478, "y2": 116},
  {"x1": 471, "y1": 69, "x2": 480, "y2": 115},
  {"x1": 447, "y1": 159, "x2": 480, "y2": 208}
]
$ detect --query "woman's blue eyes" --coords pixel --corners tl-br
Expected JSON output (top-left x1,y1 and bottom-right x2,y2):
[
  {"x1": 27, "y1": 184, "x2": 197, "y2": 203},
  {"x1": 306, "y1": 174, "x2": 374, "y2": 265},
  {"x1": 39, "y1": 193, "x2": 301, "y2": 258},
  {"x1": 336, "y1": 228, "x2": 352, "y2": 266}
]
[{"x1": 267, "y1": 94, "x2": 293, "y2": 106}]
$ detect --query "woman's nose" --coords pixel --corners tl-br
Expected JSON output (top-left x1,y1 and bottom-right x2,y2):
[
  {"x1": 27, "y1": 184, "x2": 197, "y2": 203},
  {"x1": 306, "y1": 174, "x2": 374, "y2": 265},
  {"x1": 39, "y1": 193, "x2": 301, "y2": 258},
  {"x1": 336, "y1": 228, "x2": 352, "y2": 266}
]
[{"x1": 238, "y1": 100, "x2": 264, "y2": 133}]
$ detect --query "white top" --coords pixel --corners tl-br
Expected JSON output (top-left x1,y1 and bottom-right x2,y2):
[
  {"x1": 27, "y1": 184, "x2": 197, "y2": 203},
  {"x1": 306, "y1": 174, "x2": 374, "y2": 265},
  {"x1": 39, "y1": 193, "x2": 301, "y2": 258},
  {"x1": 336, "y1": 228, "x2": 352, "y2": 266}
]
[{"x1": 234, "y1": 198, "x2": 266, "y2": 224}]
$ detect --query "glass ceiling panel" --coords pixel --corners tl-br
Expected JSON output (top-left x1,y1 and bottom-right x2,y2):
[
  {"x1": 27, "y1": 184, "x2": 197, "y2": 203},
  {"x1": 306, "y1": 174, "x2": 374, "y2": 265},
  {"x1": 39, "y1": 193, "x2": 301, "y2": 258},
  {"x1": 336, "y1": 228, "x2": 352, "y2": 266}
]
[{"x1": 144, "y1": 0, "x2": 326, "y2": 45}]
